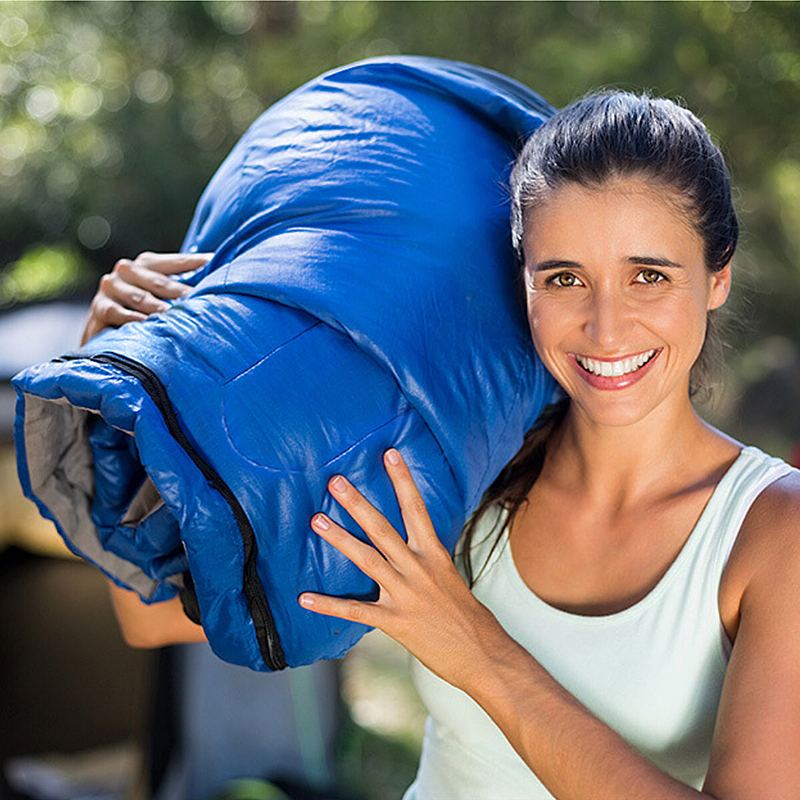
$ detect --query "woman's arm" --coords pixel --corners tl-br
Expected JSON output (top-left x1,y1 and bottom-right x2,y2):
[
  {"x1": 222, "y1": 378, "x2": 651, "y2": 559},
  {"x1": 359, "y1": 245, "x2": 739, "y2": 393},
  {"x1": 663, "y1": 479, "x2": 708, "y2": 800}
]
[
  {"x1": 465, "y1": 630, "x2": 706, "y2": 799},
  {"x1": 463, "y1": 474, "x2": 800, "y2": 800},
  {"x1": 701, "y1": 472, "x2": 800, "y2": 799},
  {"x1": 107, "y1": 580, "x2": 208, "y2": 648},
  {"x1": 297, "y1": 449, "x2": 800, "y2": 800}
]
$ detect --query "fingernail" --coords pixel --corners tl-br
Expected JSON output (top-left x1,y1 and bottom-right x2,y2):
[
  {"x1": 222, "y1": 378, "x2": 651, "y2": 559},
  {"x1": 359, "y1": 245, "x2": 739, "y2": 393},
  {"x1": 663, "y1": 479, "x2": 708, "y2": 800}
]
[
  {"x1": 332, "y1": 476, "x2": 346, "y2": 493},
  {"x1": 313, "y1": 514, "x2": 330, "y2": 530},
  {"x1": 300, "y1": 594, "x2": 315, "y2": 607},
  {"x1": 386, "y1": 448, "x2": 400, "y2": 465}
]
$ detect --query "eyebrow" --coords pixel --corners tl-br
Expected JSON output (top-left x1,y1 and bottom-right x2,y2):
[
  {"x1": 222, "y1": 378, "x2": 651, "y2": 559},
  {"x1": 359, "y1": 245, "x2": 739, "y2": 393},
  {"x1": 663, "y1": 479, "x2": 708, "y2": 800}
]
[{"x1": 530, "y1": 256, "x2": 686, "y2": 272}]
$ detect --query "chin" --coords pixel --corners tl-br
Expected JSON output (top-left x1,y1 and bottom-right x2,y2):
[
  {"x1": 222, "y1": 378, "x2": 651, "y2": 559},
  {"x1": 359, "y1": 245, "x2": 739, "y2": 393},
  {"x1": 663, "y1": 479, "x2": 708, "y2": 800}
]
[{"x1": 570, "y1": 395, "x2": 660, "y2": 429}]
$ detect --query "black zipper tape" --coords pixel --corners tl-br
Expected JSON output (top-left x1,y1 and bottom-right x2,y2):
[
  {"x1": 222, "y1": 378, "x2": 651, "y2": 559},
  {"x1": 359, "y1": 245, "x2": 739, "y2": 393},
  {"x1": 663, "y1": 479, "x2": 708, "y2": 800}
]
[{"x1": 58, "y1": 351, "x2": 286, "y2": 671}]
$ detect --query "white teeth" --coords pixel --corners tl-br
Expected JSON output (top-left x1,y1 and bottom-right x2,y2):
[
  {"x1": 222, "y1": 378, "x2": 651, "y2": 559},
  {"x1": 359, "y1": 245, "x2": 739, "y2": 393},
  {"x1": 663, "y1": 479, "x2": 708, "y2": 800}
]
[{"x1": 576, "y1": 349, "x2": 656, "y2": 378}]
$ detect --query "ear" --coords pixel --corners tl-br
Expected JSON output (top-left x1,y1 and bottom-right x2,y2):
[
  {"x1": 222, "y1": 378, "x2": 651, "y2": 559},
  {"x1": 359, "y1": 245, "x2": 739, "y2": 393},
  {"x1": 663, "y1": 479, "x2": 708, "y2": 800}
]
[{"x1": 707, "y1": 261, "x2": 732, "y2": 311}]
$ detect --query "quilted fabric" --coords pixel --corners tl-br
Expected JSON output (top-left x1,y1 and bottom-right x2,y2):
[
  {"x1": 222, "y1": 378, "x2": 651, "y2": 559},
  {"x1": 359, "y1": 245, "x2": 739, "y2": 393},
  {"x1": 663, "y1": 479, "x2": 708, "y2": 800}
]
[{"x1": 13, "y1": 56, "x2": 559, "y2": 671}]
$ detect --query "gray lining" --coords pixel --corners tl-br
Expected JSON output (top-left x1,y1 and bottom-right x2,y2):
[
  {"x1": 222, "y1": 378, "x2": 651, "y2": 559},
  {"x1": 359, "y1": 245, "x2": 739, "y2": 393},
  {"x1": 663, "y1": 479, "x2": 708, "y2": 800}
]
[
  {"x1": 122, "y1": 476, "x2": 165, "y2": 525},
  {"x1": 22, "y1": 393, "x2": 160, "y2": 599}
]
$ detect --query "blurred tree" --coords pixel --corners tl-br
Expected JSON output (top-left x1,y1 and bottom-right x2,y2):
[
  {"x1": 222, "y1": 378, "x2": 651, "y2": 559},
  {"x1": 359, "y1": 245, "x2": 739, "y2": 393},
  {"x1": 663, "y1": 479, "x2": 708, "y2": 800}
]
[
  {"x1": 0, "y1": 244, "x2": 89, "y2": 307},
  {"x1": 0, "y1": 0, "x2": 797, "y2": 443}
]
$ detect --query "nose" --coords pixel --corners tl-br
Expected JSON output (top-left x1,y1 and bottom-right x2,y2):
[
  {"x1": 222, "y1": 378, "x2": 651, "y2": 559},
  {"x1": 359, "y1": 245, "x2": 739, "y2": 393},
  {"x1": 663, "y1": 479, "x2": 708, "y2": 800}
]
[{"x1": 583, "y1": 288, "x2": 634, "y2": 352}]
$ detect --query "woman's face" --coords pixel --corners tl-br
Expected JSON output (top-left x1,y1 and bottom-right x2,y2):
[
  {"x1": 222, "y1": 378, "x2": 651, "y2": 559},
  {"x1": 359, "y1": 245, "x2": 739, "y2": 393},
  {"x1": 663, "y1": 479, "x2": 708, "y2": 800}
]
[{"x1": 521, "y1": 176, "x2": 731, "y2": 428}]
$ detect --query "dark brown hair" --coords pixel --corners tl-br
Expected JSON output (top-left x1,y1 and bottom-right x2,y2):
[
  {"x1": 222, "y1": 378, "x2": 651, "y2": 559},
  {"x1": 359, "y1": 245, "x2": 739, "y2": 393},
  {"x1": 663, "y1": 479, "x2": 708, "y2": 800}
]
[{"x1": 457, "y1": 88, "x2": 739, "y2": 588}]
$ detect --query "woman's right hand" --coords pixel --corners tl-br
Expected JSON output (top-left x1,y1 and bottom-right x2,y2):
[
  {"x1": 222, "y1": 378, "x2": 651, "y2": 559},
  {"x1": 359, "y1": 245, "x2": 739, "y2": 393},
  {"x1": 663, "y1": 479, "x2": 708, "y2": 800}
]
[{"x1": 80, "y1": 250, "x2": 213, "y2": 346}]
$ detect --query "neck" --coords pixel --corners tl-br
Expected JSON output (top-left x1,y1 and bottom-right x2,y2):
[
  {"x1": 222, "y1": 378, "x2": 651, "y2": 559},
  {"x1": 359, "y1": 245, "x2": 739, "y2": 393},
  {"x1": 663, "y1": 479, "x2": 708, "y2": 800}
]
[{"x1": 544, "y1": 393, "x2": 726, "y2": 514}]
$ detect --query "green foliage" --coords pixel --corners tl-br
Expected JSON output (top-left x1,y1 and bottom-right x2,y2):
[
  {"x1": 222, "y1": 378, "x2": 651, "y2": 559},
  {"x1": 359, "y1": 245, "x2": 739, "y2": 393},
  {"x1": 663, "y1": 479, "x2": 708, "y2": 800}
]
[
  {"x1": 334, "y1": 713, "x2": 420, "y2": 800},
  {"x1": 0, "y1": 244, "x2": 90, "y2": 306},
  {"x1": 1, "y1": 0, "x2": 798, "y2": 447}
]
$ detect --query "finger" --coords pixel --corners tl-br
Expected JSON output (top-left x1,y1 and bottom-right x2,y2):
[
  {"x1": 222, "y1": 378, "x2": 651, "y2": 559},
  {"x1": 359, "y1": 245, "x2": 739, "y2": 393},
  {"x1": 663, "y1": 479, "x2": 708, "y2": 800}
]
[
  {"x1": 133, "y1": 251, "x2": 214, "y2": 275},
  {"x1": 89, "y1": 295, "x2": 148, "y2": 333},
  {"x1": 98, "y1": 298, "x2": 149, "y2": 327},
  {"x1": 327, "y1": 475, "x2": 415, "y2": 567},
  {"x1": 105, "y1": 273, "x2": 171, "y2": 314},
  {"x1": 382, "y1": 448, "x2": 441, "y2": 555},
  {"x1": 298, "y1": 592, "x2": 383, "y2": 628},
  {"x1": 310, "y1": 513, "x2": 397, "y2": 585},
  {"x1": 80, "y1": 310, "x2": 98, "y2": 346},
  {"x1": 114, "y1": 259, "x2": 190, "y2": 300}
]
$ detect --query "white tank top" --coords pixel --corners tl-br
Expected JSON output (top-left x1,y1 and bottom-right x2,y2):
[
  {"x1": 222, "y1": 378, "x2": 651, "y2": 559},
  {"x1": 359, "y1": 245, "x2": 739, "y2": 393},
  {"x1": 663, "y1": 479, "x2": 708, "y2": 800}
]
[{"x1": 402, "y1": 444, "x2": 797, "y2": 800}]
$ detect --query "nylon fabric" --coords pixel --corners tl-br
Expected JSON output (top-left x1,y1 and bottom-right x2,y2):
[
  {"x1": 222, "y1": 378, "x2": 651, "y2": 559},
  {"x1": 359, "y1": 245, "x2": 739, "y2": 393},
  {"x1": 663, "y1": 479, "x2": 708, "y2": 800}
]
[{"x1": 13, "y1": 56, "x2": 558, "y2": 670}]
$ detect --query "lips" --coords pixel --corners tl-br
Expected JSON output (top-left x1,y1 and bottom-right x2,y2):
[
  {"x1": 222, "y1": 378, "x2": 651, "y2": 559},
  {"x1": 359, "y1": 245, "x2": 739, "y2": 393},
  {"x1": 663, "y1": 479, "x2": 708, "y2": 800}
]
[
  {"x1": 575, "y1": 349, "x2": 657, "y2": 377},
  {"x1": 570, "y1": 348, "x2": 662, "y2": 391}
]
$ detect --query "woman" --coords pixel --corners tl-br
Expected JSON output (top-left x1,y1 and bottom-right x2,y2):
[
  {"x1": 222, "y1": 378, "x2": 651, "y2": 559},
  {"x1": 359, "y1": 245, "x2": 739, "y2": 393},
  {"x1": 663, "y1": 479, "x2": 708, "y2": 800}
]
[
  {"x1": 296, "y1": 90, "x2": 800, "y2": 798},
  {"x1": 105, "y1": 90, "x2": 800, "y2": 797}
]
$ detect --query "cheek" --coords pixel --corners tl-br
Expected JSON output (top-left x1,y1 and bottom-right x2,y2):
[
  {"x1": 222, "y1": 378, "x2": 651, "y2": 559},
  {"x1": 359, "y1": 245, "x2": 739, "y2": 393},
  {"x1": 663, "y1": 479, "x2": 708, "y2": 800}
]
[
  {"x1": 645, "y1": 293, "x2": 708, "y2": 341},
  {"x1": 526, "y1": 293, "x2": 566, "y2": 340},
  {"x1": 525, "y1": 299, "x2": 574, "y2": 372}
]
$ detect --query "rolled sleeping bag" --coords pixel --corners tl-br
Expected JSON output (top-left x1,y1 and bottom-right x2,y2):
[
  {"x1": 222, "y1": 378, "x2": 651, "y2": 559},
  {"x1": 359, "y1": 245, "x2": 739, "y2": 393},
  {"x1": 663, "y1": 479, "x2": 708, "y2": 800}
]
[{"x1": 13, "y1": 56, "x2": 560, "y2": 671}]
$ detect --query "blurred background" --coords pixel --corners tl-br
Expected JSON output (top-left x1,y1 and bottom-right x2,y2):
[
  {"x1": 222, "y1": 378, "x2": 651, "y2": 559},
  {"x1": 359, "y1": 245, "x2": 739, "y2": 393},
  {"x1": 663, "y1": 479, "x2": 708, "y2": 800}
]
[{"x1": 1, "y1": 2, "x2": 798, "y2": 799}]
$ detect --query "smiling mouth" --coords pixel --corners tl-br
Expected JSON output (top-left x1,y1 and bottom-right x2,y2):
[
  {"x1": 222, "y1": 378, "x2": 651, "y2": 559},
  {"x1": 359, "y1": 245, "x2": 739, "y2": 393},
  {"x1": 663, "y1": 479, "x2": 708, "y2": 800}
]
[{"x1": 573, "y1": 348, "x2": 660, "y2": 378}]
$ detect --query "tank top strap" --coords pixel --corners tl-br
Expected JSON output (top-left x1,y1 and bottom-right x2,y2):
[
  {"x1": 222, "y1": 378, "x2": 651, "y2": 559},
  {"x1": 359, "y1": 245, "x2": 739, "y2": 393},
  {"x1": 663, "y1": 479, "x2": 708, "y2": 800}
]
[{"x1": 703, "y1": 444, "x2": 798, "y2": 582}]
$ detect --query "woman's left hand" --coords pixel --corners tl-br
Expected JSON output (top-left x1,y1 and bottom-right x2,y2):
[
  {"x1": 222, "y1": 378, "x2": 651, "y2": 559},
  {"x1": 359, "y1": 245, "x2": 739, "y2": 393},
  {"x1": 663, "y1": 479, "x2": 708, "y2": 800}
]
[{"x1": 298, "y1": 447, "x2": 505, "y2": 692}]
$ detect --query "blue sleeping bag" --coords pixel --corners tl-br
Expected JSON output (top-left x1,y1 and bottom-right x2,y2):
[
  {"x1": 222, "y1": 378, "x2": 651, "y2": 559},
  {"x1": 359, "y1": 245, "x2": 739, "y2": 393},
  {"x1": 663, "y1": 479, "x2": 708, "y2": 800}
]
[{"x1": 13, "y1": 56, "x2": 559, "y2": 671}]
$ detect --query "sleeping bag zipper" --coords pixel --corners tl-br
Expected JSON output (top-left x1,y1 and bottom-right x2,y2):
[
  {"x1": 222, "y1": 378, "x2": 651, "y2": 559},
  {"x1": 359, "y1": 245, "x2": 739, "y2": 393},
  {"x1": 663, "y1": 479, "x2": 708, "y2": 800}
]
[{"x1": 56, "y1": 351, "x2": 286, "y2": 671}]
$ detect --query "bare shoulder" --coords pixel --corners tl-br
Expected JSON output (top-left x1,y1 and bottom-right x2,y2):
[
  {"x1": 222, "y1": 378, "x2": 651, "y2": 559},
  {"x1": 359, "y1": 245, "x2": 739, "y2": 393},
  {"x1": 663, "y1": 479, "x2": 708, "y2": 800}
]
[
  {"x1": 732, "y1": 464, "x2": 800, "y2": 585},
  {"x1": 704, "y1": 463, "x2": 800, "y2": 798},
  {"x1": 742, "y1": 465, "x2": 800, "y2": 539}
]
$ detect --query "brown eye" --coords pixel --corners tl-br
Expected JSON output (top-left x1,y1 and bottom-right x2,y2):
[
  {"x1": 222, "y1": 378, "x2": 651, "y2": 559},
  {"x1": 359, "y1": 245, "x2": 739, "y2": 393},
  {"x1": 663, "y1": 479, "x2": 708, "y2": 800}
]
[
  {"x1": 639, "y1": 269, "x2": 666, "y2": 285},
  {"x1": 547, "y1": 272, "x2": 581, "y2": 288}
]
